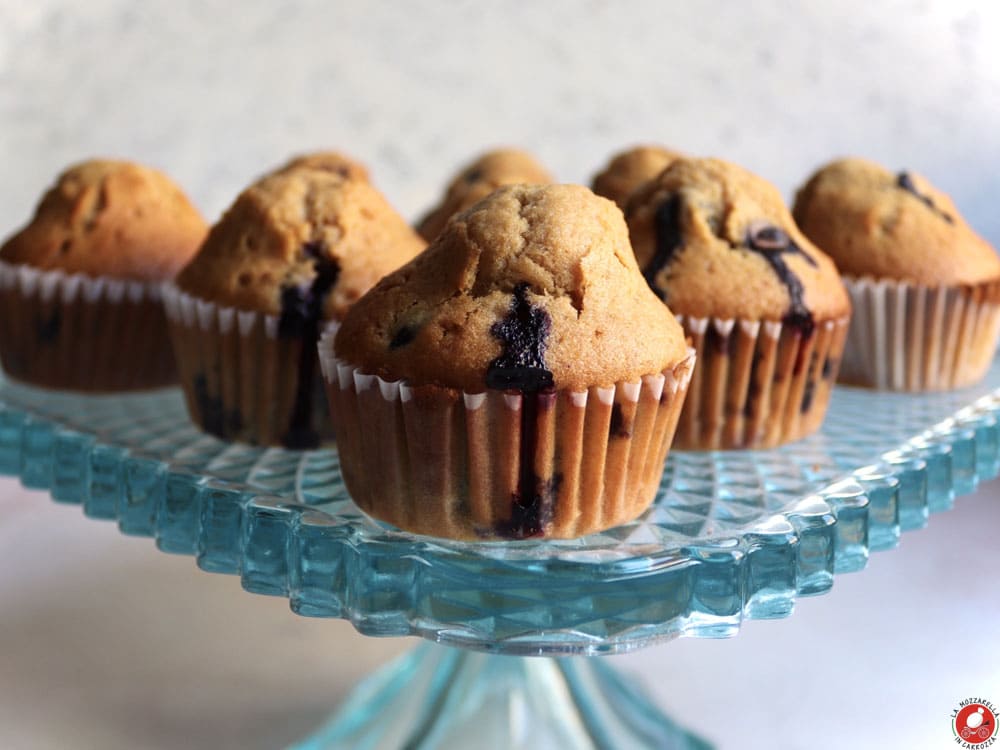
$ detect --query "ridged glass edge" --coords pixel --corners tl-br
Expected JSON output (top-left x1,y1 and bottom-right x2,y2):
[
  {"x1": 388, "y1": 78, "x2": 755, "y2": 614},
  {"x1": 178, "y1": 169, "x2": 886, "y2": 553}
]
[{"x1": 1, "y1": 387, "x2": 998, "y2": 656}]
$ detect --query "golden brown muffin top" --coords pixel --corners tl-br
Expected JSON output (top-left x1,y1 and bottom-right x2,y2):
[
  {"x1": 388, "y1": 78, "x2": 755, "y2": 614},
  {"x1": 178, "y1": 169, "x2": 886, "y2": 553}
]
[
  {"x1": 176, "y1": 168, "x2": 425, "y2": 321},
  {"x1": 335, "y1": 183, "x2": 689, "y2": 392},
  {"x1": 626, "y1": 157, "x2": 850, "y2": 325},
  {"x1": 591, "y1": 145, "x2": 683, "y2": 208},
  {"x1": 416, "y1": 148, "x2": 554, "y2": 241},
  {"x1": 269, "y1": 150, "x2": 370, "y2": 182},
  {"x1": 792, "y1": 157, "x2": 1000, "y2": 286},
  {"x1": 0, "y1": 159, "x2": 207, "y2": 282}
]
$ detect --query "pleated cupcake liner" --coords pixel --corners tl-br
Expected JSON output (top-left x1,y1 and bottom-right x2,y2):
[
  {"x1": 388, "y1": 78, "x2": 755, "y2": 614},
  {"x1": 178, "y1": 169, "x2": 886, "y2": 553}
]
[
  {"x1": 0, "y1": 259, "x2": 175, "y2": 392},
  {"x1": 162, "y1": 284, "x2": 332, "y2": 448},
  {"x1": 318, "y1": 325, "x2": 696, "y2": 540},
  {"x1": 839, "y1": 276, "x2": 1000, "y2": 392},
  {"x1": 672, "y1": 314, "x2": 851, "y2": 450}
]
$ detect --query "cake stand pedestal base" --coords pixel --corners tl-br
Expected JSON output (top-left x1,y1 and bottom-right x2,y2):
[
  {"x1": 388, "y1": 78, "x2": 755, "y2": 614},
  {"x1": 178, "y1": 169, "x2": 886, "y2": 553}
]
[{"x1": 291, "y1": 642, "x2": 710, "y2": 749}]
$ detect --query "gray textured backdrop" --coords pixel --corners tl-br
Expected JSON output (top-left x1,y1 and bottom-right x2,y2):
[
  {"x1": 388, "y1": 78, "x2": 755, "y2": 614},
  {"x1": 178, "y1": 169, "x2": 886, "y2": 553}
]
[{"x1": 2, "y1": 0, "x2": 999, "y2": 244}]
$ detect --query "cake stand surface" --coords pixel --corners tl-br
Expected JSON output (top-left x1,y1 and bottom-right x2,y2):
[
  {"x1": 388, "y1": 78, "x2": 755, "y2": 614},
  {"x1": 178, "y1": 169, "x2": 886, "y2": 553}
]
[{"x1": 2, "y1": 361, "x2": 999, "y2": 748}]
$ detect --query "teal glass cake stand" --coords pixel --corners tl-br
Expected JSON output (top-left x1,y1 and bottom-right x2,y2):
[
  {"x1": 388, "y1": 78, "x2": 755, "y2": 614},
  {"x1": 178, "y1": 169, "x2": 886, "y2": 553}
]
[{"x1": 3, "y1": 361, "x2": 1000, "y2": 749}]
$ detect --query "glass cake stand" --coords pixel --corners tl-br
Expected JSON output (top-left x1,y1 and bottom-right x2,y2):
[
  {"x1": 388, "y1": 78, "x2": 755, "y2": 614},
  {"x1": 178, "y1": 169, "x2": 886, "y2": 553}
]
[{"x1": 2, "y1": 360, "x2": 1000, "y2": 749}]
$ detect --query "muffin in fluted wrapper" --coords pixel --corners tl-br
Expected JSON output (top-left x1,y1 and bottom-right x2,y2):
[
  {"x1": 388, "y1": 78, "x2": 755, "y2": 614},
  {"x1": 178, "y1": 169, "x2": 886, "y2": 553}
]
[
  {"x1": 0, "y1": 159, "x2": 206, "y2": 391},
  {"x1": 626, "y1": 157, "x2": 851, "y2": 450},
  {"x1": 321, "y1": 183, "x2": 695, "y2": 541},
  {"x1": 793, "y1": 157, "x2": 1000, "y2": 391},
  {"x1": 164, "y1": 164, "x2": 424, "y2": 448}
]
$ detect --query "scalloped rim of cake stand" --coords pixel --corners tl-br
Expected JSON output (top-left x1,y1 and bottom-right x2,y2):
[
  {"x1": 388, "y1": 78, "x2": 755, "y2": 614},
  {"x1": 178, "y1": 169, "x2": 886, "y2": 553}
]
[{"x1": 1, "y1": 371, "x2": 998, "y2": 656}]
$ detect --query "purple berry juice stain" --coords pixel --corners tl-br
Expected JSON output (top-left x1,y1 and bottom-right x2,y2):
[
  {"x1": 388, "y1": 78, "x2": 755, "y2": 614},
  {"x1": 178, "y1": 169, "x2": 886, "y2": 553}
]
[
  {"x1": 897, "y1": 171, "x2": 954, "y2": 224},
  {"x1": 486, "y1": 284, "x2": 559, "y2": 538},
  {"x1": 642, "y1": 194, "x2": 685, "y2": 301},
  {"x1": 277, "y1": 241, "x2": 340, "y2": 449}
]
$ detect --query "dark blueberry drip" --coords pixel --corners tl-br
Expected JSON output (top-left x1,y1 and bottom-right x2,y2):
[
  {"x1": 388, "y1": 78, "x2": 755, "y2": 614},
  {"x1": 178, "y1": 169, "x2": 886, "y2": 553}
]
[
  {"x1": 486, "y1": 283, "x2": 554, "y2": 391},
  {"x1": 278, "y1": 243, "x2": 339, "y2": 339},
  {"x1": 493, "y1": 392, "x2": 560, "y2": 539},
  {"x1": 897, "y1": 172, "x2": 954, "y2": 224},
  {"x1": 745, "y1": 223, "x2": 818, "y2": 340},
  {"x1": 282, "y1": 377, "x2": 329, "y2": 450},
  {"x1": 822, "y1": 356, "x2": 837, "y2": 380},
  {"x1": 609, "y1": 403, "x2": 632, "y2": 439},
  {"x1": 643, "y1": 194, "x2": 685, "y2": 300},
  {"x1": 389, "y1": 325, "x2": 416, "y2": 350},
  {"x1": 277, "y1": 242, "x2": 340, "y2": 449},
  {"x1": 800, "y1": 379, "x2": 816, "y2": 413},
  {"x1": 302, "y1": 240, "x2": 325, "y2": 259},
  {"x1": 487, "y1": 285, "x2": 558, "y2": 538},
  {"x1": 278, "y1": 286, "x2": 313, "y2": 338},
  {"x1": 36, "y1": 310, "x2": 61, "y2": 344},
  {"x1": 800, "y1": 352, "x2": 819, "y2": 413},
  {"x1": 744, "y1": 350, "x2": 762, "y2": 418},
  {"x1": 193, "y1": 374, "x2": 223, "y2": 435},
  {"x1": 493, "y1": 474, "x2": 562, "y2": 539},
  {"x1": 493, "y1": 393, "x2": 560, "y2": 538},
  {"x1": 193, "y1": 374, "x2": 242, "y2": 438}
]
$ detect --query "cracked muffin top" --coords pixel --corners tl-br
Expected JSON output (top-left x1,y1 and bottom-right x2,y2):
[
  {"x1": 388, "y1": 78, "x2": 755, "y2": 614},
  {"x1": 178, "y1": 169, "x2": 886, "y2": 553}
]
[
  {"x1": 792, "y1": 157, "x2": 1000, "y2": 287},
  {"x1": 591, "y1": 145, "x2": 683, "y2": 208},
  {"x1": 416, "y1": 148, "x2": 554, "y2": 241},
  {"x1": 625, "y1": 157, "x2": 850, "y2": 326},
  {"x1": 335, "y1": 183, "x2": 689, "y2": 392},
  {"x1": 176, "y1": 167, "x2": 424, "y2": 321},
  {"x1": 0, "y1": 159, "x2": 207, "y2": 282},
  {"x1": 268, "y1": 150, "x2": 370, "y2": 182}
]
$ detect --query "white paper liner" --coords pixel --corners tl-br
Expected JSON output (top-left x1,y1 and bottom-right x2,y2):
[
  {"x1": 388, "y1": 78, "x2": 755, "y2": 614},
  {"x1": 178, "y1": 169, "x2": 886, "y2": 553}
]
[
  {"x1": 0, "y1": 258, "x2": 159, "y2": 305},
  {"x1": 0, "y1": 259, "x2": 174, "y2": 391},
  {"x1": 673, "y1": 313, "x2": 850, "y2": 449},
  {"x1": 162, "y1": 283, "x2": 278, "y2": 337},
  {"x1": 317, "y1": 327, "x2": 695, "y2": 540},
  {"x1": 163, "y1": 283, "x2": 332, "y2": 447},
  {"x1": 839, "y1": 276, "x2": 1000, "y2": 391}
]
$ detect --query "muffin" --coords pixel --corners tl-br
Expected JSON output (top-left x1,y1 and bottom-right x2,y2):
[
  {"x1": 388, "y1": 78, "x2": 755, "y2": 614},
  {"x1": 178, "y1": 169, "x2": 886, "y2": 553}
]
[
  {"x1": 164, "y1": 167, "x2": 425, "y2": 448},
  {"x1": 591, "y1": 145, "x2": 682, "y2": 208},
  {"x1": 0, "y1": 159, "x2": 206, "y2": 391},
  {"x1": 320, "y1": 183, "x2": 695, "y2": 540},
  {"x1": 415, "y1": 148, "x2": 554, "y2": 241},
  {"x1": 269, "y1": 150, "x2": 370, "y2": 182},
  {"x1": 793, "y1": 158, "x2": 1000, "y2": 391},
  {"x1": 626, "y1": 157, "x2": 851, "y2": 450}
]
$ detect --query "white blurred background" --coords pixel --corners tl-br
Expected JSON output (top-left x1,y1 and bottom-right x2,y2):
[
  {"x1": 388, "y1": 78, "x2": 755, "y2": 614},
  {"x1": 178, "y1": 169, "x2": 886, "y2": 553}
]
[
  {"x1": 1, "y1": 2, "x2": 999, "y2": 748},
  {"x1": 3, "y1": 1, "x2": 1000, "y2": 240}
]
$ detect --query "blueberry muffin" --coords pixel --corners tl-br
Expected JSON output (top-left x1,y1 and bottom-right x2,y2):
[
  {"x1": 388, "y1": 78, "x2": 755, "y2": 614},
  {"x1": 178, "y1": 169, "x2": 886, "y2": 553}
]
[
  {"x1": 626, "y1": 157, "x2": 851, "y2": 449},
  {"x1": 793, "y1": 158, "x2": 1000, "y2": 390},
  {"x1": 321, "y1": 183, "x2": 695, "y2": 540},
  {"x1": 164, "y1": 166, "x2": 424, "y2": 448},
  {"x1": 0, "y1": 159, "x2": 207, "y2": 391},
  {"x1": 591, "y1": 145, "x2": 682, "y2": 208},
  {"x1": 415, "y1": 148, "x2": 554, "y2": 241}
]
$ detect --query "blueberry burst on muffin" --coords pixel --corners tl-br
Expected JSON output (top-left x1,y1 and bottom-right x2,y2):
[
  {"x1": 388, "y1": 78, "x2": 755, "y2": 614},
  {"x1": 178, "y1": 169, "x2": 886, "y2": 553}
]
[
  {"x1": 322, "y1": 183, "x2": 695, "y2": 540},
  {"x1": 165, "y1": 162, "x2": 424, "y2": 448},
  {"x1": 625, "y1": 157, "x2": 851, "y2": 449}
]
